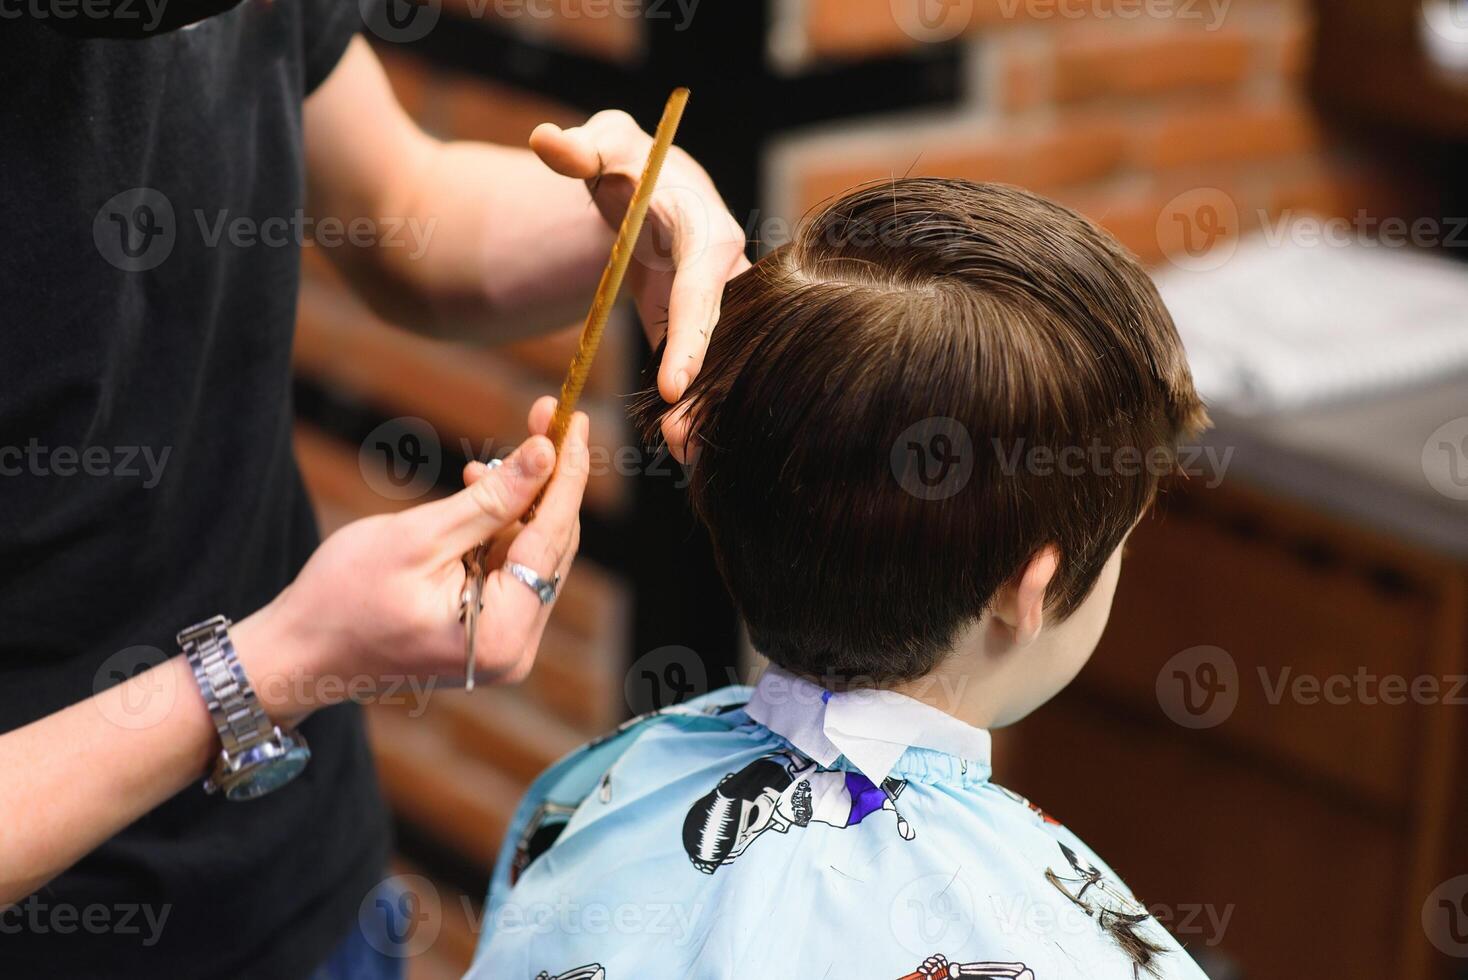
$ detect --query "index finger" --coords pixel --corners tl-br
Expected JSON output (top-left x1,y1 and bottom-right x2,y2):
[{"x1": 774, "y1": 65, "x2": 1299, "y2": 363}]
[
  {"x1": 476, "y1": 412, "x2": 590, "y2": 643},
  {"x1": 529, "y1": 410, "x2": 590, "y2": 546},
  {"x1": 659, "y1": 218, "x2": 751, "y2": 402}
]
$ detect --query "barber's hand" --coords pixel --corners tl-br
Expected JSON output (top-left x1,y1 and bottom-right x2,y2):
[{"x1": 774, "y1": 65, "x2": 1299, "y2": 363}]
[
  {"x1": 235, "y1": 398, "x2": 589, "y2": 725},
  {"x1": 530, "y1": 111, "x2": 752, "y2": 459}
]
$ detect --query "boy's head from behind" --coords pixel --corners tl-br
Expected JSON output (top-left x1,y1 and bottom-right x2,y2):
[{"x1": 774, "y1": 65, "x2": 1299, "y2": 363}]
[{"x1": 639, "y1": 179, "x2": 1207, "y2": 716}]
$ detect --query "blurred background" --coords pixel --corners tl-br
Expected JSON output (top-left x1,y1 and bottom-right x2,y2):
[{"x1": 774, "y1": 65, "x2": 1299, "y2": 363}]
[{"x1": 300, "y1": 1, "x2": 1468, "y2": 977}]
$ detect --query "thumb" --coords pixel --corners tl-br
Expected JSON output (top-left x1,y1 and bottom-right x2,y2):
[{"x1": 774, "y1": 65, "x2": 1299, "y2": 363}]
[
  {"x1": 529, "y1": 123, "x2": 601, "y2": 181},
  {"x1": 414, "y1": 435, "x2": 557, "y2": 559}
]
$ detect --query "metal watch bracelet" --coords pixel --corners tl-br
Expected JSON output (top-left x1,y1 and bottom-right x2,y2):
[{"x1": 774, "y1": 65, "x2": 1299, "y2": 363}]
[{"x1": 177, "y1": 614, "x2": 308, "y2": 798}]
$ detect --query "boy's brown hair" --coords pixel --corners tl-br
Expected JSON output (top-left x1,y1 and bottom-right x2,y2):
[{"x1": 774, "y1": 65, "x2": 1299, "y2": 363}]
[{"x1": 636, "y1": 178, "x2": 1208, "y2": 682}]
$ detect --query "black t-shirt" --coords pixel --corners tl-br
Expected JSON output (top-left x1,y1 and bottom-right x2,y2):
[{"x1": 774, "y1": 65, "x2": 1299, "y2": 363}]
[{"x1": 0, "y1": 6, "x2": 391, "y2": 978}]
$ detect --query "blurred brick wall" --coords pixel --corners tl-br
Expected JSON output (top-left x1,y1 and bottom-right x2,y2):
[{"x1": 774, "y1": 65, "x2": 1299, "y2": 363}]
[{"x1": 765, "y1": 0, "x2": 1374, "y2": 269}]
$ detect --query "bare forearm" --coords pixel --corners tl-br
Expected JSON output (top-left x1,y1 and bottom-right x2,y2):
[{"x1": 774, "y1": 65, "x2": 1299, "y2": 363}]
[
  {"x1": 304, "y1": 38, "x2": 611, "y2": 341},
  {"x1": 0, "y1": 657, "x2": 215, "y2": 904},
  {"x1": 0, "y1": 607, "x2": 300, "y2": 905},
  {"x1": 361, "y1": 140, "x2": 613, "y2": 341}
]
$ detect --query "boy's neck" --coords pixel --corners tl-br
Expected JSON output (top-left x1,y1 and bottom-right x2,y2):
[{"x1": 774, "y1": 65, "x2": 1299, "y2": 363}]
[
  {"x1": 888, "y1": 659, "x2": 1001, "y2": 730},
  {"x1": 773, "y1": 618, "x2": 1069, "y2": 732},
  {"x1": 885, "y1": 619, "x2": 1034, "y2": 730}
]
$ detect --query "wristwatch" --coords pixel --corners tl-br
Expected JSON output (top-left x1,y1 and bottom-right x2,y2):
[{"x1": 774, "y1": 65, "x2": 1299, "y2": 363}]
[{"x1": 178, "y1": 615, "x2": 311, "y2": 802}]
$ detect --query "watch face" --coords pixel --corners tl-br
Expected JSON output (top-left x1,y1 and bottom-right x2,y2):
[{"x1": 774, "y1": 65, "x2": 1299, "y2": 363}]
[{"x1": 224, "y1": 743, "x2": 312, "y2": 802}]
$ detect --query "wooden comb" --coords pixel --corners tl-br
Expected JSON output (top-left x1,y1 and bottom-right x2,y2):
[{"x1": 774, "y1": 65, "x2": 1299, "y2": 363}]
[{"x1": 549, "y1": 85, "x2": 691, "y2": 450}]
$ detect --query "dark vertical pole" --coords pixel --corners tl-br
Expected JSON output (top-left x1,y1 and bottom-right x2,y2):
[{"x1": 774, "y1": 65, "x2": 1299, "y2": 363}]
[{"x1": 623, "y1": 5, "x2": 771, "y2": 705}]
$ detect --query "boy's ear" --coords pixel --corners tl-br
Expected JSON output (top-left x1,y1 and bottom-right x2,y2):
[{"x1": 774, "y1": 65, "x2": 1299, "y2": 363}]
[{"x1": 994, "y1": 546, "x2": 1061, "y2": 646}]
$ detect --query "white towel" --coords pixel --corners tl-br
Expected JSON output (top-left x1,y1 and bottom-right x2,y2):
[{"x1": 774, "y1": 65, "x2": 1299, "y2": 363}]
[{"x1": 1154, "y1": 225, "x2": 1468, "y2": 414}]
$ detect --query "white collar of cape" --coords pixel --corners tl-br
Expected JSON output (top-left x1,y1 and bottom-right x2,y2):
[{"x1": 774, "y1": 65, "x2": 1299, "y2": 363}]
[{"x1": 744, "y1": 663, "x2": 993, "y2": 785}]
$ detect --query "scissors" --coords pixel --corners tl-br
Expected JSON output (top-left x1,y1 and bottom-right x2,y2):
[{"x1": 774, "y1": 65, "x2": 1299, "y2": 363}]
[{"x1": 459, "y1": 533, "x2": 493, "y2": 693}]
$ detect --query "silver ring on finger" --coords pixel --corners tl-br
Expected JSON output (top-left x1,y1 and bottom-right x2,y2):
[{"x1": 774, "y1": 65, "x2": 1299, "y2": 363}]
[{"x1": 505, "y1": 561, "x2": 560, "y2": 606}]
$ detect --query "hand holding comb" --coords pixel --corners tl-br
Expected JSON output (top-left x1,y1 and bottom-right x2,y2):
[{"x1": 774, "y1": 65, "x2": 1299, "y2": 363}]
[{"x1": 458, "y1": 87, "x2": 692, "y2": 691}]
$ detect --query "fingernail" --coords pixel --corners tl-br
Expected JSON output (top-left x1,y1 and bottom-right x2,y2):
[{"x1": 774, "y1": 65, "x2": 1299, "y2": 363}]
[{"x1": 674, "y1": 370, "x2": 690, "y2": 398}]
